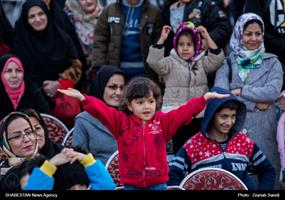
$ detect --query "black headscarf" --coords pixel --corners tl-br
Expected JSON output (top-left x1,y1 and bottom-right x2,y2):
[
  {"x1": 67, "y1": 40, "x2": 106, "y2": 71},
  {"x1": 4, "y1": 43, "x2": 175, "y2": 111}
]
[
  {"x1": 0, "y1": 2, "x2": 14, "y2": 47},
  {"x1": 20, "y1": 107, "x2": 63, "y2": 159},
  {"x1": 0, "y1": 54, "x2": 50, "y2": 120},
  {"x1": 89, "y1": 65, "x2": 127, "y2": 101},
  {"x1": 12, "y1": 0, "x2": 78, "y2": 87}
]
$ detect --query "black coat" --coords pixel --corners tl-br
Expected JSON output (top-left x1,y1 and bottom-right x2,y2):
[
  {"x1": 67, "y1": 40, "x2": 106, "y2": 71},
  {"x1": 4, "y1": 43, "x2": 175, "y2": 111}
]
[
  {"x1": 0, "y1": 79, "x2": 50, "y2": 121},
  {"x1": 162, "y1": 0, "x2": 232, "y2": 56}
]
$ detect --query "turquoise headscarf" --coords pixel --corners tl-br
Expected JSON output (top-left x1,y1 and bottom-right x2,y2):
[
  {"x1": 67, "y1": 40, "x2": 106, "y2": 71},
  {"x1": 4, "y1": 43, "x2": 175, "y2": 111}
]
[{"x1": 230, "y1": 13, "x2": 265, "y2": 82}]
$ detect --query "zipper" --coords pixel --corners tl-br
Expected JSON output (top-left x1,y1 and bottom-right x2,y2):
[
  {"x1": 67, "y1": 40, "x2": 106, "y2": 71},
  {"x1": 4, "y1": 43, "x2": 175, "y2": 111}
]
[{"x1": 142, "y1": 121, "x2": 146, "y2": 188}]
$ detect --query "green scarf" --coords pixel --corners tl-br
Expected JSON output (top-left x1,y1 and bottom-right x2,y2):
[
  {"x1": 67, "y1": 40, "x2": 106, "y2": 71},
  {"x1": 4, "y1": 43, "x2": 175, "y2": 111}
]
[{"x1": 237, "y1": 48, "x2": 265, "y2": 82}]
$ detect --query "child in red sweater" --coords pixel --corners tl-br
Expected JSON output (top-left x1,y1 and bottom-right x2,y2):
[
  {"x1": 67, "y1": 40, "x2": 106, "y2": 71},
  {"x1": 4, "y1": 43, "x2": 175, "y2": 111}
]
[{"x1": 58, "y1": 76, "x2": 228, "y2": 190}]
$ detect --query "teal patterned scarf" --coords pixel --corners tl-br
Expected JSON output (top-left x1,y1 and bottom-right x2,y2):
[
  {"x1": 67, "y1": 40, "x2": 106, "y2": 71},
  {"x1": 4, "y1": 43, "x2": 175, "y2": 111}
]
[{"x1": 237, "y1": 47, "x2": 265, "y2": 82}]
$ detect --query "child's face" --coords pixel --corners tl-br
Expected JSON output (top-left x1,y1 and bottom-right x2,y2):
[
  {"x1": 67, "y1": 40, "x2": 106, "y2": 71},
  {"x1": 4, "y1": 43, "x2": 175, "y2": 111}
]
[
  {"x1": 127, "y1": 91, "x2": 156, "y2": 122},
  {"x1": 177, "y1": 35, "x2": 195, "y2": 61},
  {"x1": 212, "y1": 108, "x2": 236, "y2": 135}
]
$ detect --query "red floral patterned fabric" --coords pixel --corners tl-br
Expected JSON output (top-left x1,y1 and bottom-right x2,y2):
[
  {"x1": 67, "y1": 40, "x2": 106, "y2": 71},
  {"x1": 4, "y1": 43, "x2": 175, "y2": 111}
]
[{"x1": 180, "y1": 168, "x2": 247, "y2": 190}]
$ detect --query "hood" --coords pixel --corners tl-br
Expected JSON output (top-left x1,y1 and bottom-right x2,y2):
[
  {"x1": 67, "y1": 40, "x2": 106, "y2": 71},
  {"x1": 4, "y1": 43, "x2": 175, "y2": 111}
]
[
  {"x1": 201, "y1": 87, "x2": 247, "y2": 139},
  {"x1": 121, "y1": 0, "x2": 144, "y2": 7},
  {"x1": 173, "y1": 21, "x2": 202, "y2": 62}
]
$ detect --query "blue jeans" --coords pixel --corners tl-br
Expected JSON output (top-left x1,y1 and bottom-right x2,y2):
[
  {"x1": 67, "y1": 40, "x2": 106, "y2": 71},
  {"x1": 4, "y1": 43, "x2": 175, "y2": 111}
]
[{"x1": 124, "y1": 183, "x2": 167, "y2": 190}]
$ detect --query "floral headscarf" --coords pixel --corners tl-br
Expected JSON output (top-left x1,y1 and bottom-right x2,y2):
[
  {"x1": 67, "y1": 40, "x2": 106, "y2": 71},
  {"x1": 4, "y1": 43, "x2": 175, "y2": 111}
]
[
  {"x1": 173, "y1": 21, "x2": 202, "y2": 62},
  {"x1": 230, "y1": 13, "x2": 265, "y2": 82},
  {"x1": 0, "y1": 112, "x2": 38, "y2": 167}
]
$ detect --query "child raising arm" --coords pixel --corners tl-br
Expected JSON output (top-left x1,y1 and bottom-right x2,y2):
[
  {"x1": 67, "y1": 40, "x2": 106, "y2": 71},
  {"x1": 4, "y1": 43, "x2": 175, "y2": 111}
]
[{"x1": 58, "y1": 77, "x2": 228, "y2": 190}]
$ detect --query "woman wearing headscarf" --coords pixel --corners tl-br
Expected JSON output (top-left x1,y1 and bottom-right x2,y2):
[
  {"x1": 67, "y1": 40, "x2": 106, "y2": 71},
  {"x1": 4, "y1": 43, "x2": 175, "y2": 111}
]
[
  {"x1": 12, "y1": 0, "x2": 82, "y2": 105},
  {"x1": 20, "y1": 108, "x2": 63, "y2": 159},
  {"x1": 43, "y1": 0, "x2": 86, "y2": 85},
  {"x1": 72, "y1": 65, "x2": 127, "y2": 164},
  {"x1": 0, "y1": 112, "x2": 38, "y2": 190},
  {"x1": 0, "y1": 3, "x2": 13, "y2": 56},
  {"x1": 0, "y1": 54, "x2": 50, "y2": 121},
  {"x1": 65, "y1": 0, "x2": 103, "y2": 91},
  {"x1": 214, "y1": 13, "x2": 283, "y2": 189}
]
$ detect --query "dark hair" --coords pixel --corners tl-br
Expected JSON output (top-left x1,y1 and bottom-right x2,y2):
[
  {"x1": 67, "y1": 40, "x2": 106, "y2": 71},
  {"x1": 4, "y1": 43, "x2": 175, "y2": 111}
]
[
  {"x1": 53, "y1": 161, "x2": 89, "y2": 190},
  {"x1": 177, "y1": 30, "x2": 195, "y2": 48},
  {"x1": 244, "y1": 19, "x2": 263, "y2": 32},
  {"x1": 216, "y1": 100, "x2": 240, "y2": 113},
  {"x1": 20, "y1": 154, "x2": 47, "y2": 178},
  {"x1": 119, "y1": 77, "x2": 162, "y2": 114}
]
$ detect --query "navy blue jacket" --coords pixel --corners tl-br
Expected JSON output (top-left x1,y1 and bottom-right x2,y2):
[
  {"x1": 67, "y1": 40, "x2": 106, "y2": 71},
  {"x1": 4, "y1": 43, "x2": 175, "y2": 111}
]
[{"x1": 168, "y1": 87, "x2": 275, "y2": 190}]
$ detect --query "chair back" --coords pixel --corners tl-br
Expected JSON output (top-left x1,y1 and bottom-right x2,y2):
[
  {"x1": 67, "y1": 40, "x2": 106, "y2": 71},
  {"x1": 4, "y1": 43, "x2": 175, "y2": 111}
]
[
  {"x1": 179, "y1": 167, "x2": 248, "y2": 190},
  {"x1": 105, "y1": 150, "x2": 122, "y2": 187},
  {"x1": 62, "y1": 127, "x2": 74, "y2": 147},
  {"x1": 40, "y1": 113, "x2": 69, "y2": 144}
]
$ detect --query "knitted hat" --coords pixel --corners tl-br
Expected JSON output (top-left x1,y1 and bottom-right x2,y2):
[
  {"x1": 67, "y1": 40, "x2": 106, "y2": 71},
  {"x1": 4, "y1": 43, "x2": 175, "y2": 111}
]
[{"x1": 173, "y1": 21, "x2": 202, "y2": 61}]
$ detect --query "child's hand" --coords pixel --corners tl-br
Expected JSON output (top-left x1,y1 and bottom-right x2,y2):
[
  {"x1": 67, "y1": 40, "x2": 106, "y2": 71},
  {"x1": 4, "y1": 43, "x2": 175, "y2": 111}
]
[
  {"x1": 197, "y1": 25, "x2": 218, "y2": 50},
  {"x1": 197, "y1": 25, "x2": 210, "y2": 40},
  {"x1": 204, "y1": 92, "x2": 230, "y2": 100},
  {"x1": 157, "y1": 25, "x2": 172, "y2": 44},
  {"x1": 57, "y1": 88, "x2": 85, "y2": 101}
]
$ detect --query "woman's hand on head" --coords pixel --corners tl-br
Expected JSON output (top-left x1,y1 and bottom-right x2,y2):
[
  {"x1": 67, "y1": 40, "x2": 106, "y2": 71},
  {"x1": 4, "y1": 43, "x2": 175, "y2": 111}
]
[
  {"x1": 204, "y1": 92, "x2": 230, "y2": 101},
  {"x1": 49, "y1": 149, "x2": 71, "y2": 166},
  {"x1": 61, "y1": 148, "x2": 86, "y2": 164},
  {"x1": 57, "y1": 88, "x2": 85, "y2": 101}
]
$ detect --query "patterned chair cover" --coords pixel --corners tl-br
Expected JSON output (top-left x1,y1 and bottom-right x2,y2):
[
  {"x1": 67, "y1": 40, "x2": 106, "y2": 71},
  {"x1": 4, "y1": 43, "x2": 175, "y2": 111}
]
[
  {"x1": 179, "y1": 167, "x2": 248, "y2": 190},
  {"x1": 105, "y1": 150, "x2": 122, "y2": 187},
  {"x1": 40, "y1": 113, "x2": 69, "y2": 144}
]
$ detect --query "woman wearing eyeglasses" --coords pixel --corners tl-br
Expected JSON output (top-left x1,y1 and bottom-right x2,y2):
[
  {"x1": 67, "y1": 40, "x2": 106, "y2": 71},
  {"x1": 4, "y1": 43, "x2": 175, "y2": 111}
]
[
  {"x1": 0, "y1": 112, "x2": 38, "y2": 190},
  {"x1": 72, "y1": 65, "x2": 127, "y2": 165}
]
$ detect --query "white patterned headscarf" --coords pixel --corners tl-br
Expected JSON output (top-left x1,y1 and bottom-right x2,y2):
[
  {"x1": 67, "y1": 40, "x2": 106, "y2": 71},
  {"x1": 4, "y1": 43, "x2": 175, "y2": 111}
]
[
  {"x1": 230, "y1": 13, "x2": 265, "y2": 82},
  {"x1": 230, "y1": 12, "x2": 265, "y2": 54}
]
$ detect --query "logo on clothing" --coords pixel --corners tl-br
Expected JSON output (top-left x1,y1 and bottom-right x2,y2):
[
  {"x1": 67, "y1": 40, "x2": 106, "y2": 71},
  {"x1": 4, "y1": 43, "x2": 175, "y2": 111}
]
[
  {"x1": 108, "y1": 16, "x2": 120, "y2": 24},
  {"x1": 148, "y1": 121, "x2": 162, "y2": 134}
]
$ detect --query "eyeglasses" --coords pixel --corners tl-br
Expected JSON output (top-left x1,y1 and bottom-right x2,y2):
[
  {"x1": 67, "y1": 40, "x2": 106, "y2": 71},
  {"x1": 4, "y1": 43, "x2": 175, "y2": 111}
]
[
  {"x1": 106, "y1": 84, "x2": 124, "y2": 91},
  {"x1": 7, "y1": 129, "x2": 35, "y2": 142}
]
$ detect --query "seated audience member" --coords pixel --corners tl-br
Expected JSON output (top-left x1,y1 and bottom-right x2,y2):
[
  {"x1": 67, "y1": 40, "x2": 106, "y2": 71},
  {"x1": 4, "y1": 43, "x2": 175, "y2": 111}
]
[
  {"x1": 20, "y1": 108, "x2": 63, "y2": 158},
  {"x1": 20, "y1": 148, "x2": 116, "y2": 190},
  {"x1": 0, "y1": 112, "x2": 38, "y2": 190},
  {"x1": 168, "y1": 87, "x2": 275, "y2": 190},
  {"x1": 72, "y1": 65, "x2": 126, "y2": 165},
  {"x1": 12, "y1": 0, "x2": 82, "y2": 104},
  {"x1": 0, "y1": 54, "x2": 50, "y2": 121},
  {"x1": 214, "y1": 13, "x2": 283, "y2": 188}
]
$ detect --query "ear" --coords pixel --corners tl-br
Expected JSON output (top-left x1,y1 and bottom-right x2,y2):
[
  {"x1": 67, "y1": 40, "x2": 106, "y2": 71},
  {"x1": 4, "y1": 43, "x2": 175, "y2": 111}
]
[{"x1": 127, "y1": 102, "x2": 133, "y2": 113}]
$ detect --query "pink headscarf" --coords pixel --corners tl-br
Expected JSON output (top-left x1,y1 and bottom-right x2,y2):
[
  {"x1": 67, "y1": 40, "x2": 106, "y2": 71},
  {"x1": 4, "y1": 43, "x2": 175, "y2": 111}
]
[{"x1": 1, "y1": 57, "x2": 25, "y2": 109}]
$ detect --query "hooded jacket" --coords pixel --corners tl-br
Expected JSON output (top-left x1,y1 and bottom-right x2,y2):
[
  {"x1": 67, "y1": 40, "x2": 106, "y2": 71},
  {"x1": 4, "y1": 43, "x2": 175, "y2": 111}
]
[
  {"x1": 168, "y1": 87, "x2": 275, "y2": 190},
  {"x1": 91, "y1": 0, "x2": 162, "y2": 81},
  {"x1": 81, "y1": 93, "x2": 207, "y2": 188}
]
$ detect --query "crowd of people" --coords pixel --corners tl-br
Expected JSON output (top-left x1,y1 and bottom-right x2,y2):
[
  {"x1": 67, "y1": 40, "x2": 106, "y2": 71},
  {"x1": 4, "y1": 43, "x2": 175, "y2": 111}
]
[{"x1": 0, "y1": 0, "x2": 285, "y2": 191}]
